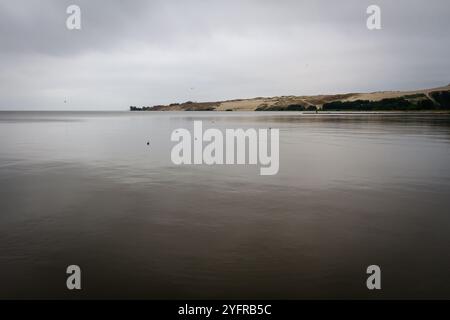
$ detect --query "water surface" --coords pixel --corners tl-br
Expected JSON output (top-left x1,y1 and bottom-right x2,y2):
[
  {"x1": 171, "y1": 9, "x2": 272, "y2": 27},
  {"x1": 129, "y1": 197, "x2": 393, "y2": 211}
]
[{"x1": 1, "y1": 111, "x2": 450, "y2": 299}]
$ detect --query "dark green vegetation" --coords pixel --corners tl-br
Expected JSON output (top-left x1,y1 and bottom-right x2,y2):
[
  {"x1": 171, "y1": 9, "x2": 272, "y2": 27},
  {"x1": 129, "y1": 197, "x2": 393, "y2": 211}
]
[
  {"x1": 130, "y1": 106, "x2": 152, "y2": 111},
  {"x1": 130, "y1": 101, "x2": 218, "y2": 111},
  {"x1": 256, "y1": 104, "x2": 317, "y2": 111},
  {"x1": 430, "y1": 91, "x2": 450, "y2": 108},
  {"x1": 322, "y1": 92, "x2": 450, "y2": 111}
]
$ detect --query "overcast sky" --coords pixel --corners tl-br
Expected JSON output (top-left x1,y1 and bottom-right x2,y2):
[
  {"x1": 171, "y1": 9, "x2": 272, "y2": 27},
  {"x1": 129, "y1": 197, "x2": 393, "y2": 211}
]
[{"x1": 0, "y1": 0, "x2": 449, "y2": 110}]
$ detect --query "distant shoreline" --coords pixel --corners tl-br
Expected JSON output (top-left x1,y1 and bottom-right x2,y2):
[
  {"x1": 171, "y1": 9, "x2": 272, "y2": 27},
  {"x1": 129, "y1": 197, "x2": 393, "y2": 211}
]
[
  {"x1": 128, "y1": 110, "x2": 450, "y2": 114},
  {"x1": 1, "y1": 110, "x2": 450, "y2": 114},
  {"x1": 130, "y1": 84, "x2": 450, "y2": 112}
]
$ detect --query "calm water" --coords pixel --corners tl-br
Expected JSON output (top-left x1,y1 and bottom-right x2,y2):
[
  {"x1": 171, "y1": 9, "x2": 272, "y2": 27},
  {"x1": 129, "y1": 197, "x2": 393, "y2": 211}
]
[{"x1": 1, "y1": 111, "x2": 450, "y2": 299}]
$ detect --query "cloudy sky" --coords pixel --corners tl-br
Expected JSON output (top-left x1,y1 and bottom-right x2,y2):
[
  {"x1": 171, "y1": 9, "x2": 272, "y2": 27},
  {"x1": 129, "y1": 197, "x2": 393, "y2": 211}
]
[{"x1": 0, "y1": 0, "x2": 449, "y2": 110}]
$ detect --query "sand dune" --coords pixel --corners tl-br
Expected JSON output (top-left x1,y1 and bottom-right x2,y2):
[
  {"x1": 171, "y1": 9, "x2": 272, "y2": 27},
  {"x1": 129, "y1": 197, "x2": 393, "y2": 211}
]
[{"x1": 132, "y1": 84, "x2": 450, "y2": 111}]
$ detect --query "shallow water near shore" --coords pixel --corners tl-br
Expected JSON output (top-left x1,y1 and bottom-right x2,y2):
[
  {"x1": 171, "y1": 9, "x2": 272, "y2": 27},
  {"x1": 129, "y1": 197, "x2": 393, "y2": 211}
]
[{"x1": 1, "y1": 111, "x2": 450, "y2": 299}]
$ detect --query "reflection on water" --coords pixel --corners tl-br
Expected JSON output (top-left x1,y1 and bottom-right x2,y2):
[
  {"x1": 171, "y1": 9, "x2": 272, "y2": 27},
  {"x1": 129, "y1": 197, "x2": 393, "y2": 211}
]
[{"x1": 0, "y1": 111, "x2": 450, "y2": 299}]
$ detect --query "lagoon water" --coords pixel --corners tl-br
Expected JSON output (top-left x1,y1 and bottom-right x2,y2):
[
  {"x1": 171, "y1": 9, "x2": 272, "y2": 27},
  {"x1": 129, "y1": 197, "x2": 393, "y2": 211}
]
[{"x1": 1, "y1": 111, "x2": 450, "y2": 299}]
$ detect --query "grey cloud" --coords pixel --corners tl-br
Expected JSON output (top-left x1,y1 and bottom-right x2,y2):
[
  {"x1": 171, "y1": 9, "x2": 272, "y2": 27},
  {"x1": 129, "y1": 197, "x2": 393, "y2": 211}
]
[{"x1": 0, "y1": 0, "x2": 449, "y2": 110}]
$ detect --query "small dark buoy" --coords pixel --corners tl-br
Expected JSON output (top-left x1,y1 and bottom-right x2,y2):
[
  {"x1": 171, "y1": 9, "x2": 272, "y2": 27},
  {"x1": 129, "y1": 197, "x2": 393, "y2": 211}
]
[{"x1": 147, "y1": 141, "x2": 150, "y2": 146}]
